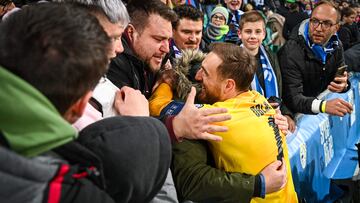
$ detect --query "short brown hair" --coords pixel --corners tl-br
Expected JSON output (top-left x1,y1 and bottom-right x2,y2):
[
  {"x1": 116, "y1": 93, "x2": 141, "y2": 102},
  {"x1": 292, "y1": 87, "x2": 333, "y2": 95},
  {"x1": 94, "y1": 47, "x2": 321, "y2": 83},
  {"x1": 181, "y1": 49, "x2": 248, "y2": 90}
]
[
  {"x1": 127, "y1": 0, "x2": 177, "y2": 33},
  {"x1": 239, "y1": 10, "x2": 265, "y2": 31},
  {"x1": 0, "y1": 3, "x2": 110, "y2": 114},
  {"x1": 312, "y1": 0, "x2": 341, "y2": 23},
  {"x1": 210, "y1": 43, "x2": 257, "y2": 91},
  {"x1": 341, "y1": 7, "x2": 356, "y2": 19}
]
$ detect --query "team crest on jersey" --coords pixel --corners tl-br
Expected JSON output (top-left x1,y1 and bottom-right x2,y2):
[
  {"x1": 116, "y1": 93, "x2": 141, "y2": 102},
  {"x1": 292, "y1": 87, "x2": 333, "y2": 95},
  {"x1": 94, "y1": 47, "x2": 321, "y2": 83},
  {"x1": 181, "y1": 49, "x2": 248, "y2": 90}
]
[
  {"x1": 195, "y1": 104, "x2": 204, "y2": 108},
  {"x1": 300, "y1": 142, "x2": 307, "y2": 169}
]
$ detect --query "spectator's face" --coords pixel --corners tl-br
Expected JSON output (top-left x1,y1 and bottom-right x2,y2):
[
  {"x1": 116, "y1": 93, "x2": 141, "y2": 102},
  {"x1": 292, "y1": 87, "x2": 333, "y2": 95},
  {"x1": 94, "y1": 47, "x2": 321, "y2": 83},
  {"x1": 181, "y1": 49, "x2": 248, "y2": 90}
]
[
  {"x1": 130, "y1": 14, "x2": 172, "y2": 72},
  {"x1": 99, "y1": 19, "x2": 125, "y2": 59},
  {"x1": 238, "y1": 21, "x2": 266, "y2": 53},
  {"x1": 309, "y1": 4, "x2": 339, "y2": 45},
  {"x1": 341, "y1": 2, "x2": 349, "y2": 8},
  {"x1": 211, "y1": 13, "x2": 226, "y2": 26},
  {"x1": 173, "y1": 18, "x2": 203, "y2": 50},
  {"x1": 195, "y1": 52, "x2": 224, "y2": 104},
  {"x1": 171, "y1": 0, "x2": 186, "y2": 6},
  {"x1": 343, "y1": 14, "x2": 357, "y2": 24},
  {"x1": 225, "y1": 0, "x2": 242, "y2": 12}
]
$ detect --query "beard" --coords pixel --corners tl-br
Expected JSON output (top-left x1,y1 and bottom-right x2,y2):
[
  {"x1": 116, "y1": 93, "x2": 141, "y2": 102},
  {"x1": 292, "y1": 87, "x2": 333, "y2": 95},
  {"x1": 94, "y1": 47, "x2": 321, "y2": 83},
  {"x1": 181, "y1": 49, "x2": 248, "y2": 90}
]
[{"x1": 197, "y1": 87, "x2": 221, "y2": 105}]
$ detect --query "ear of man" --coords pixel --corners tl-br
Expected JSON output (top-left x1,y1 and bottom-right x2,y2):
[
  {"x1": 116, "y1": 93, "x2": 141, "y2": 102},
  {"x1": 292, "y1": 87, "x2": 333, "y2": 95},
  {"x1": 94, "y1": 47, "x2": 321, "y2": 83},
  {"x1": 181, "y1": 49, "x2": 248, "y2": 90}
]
[
  {"x1": 63, "y1": 91, "x2": 93, "y2": 124},
  {"x1": 223, "y1": 78, "x2": 236, "y2": 96},
  {"x1": 126, "y1": 24, "x2": 136, "y2": 42}
]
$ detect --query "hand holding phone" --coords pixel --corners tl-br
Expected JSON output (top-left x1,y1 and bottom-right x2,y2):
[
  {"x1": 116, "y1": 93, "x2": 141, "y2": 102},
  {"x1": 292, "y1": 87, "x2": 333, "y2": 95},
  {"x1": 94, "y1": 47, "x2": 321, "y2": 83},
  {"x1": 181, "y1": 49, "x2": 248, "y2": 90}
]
[
  {"x1": 328, "y1": 65, "x2": 349, "y2": 92},
  {"x1": 267, "y1": 96, "x2": 282, "y2": 108},
  {"x1": 336, "y1": 65, "x2": 348, "y2": 76}
]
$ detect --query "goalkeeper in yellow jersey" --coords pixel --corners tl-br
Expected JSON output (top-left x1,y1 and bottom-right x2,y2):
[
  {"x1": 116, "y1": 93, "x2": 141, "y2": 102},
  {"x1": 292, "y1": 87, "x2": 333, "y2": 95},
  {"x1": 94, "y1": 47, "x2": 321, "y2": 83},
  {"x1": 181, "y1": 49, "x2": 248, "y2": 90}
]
[{"x1": 150, "y1": 43, "x2": 298, "y2": 203}]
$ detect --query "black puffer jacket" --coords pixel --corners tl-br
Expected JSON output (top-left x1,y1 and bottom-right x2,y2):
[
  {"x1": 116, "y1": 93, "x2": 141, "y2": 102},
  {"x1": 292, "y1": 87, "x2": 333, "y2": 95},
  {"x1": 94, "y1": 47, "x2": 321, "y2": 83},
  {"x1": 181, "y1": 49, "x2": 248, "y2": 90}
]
[
  {"x1": 344, "y1": 42, "x2": 360, "y2": 72},
  {"x1": 57, "y1": 116, "x2": 172, "y2": 203},
  {"x1": 338, "y1": 23, "x2": 360, "y2": 51},
  {"x1": 107, "y1": 36, "x2": 156, "y2": 99},
  {"x1": 278, "y1": 20, "x2": 345, "y2": 114}
]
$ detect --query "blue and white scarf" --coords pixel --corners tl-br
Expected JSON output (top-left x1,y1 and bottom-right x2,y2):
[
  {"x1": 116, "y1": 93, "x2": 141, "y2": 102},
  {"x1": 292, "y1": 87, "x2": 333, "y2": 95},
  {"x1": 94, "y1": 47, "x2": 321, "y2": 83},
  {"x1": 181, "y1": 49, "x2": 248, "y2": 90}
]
[
  {"x1": 303, "y1": 21, "x2": 339, "y2": 64},
  {"x1": 170, "y1": 39, "x2": 182, "y2": 59},
  {"x1": 250, "y1": 45, "x2": 279, "y2": 98}
]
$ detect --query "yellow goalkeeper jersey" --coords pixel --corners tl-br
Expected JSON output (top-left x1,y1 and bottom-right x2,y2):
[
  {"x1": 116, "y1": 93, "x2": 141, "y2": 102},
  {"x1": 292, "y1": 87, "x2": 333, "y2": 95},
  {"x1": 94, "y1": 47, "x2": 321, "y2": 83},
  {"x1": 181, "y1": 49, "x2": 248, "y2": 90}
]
[{"x1": 149, "y1": 83, "x2": 298, "y2": 203}]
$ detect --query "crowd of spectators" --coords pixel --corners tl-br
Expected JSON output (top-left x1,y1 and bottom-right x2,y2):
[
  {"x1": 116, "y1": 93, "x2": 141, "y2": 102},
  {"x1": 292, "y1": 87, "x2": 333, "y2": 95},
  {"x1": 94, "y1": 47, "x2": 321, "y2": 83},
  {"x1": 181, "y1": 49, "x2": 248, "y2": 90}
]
[{"x1": 1, "y1": 0, "x2": 359, "y2": 202}]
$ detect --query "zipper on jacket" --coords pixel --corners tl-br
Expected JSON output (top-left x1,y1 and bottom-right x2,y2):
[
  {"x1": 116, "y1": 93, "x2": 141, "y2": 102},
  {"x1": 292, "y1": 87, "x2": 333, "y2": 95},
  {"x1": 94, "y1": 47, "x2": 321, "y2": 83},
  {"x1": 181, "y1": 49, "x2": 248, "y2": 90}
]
[{"x1": 144, "y1": 71, "x2": 150, "y2": 97}]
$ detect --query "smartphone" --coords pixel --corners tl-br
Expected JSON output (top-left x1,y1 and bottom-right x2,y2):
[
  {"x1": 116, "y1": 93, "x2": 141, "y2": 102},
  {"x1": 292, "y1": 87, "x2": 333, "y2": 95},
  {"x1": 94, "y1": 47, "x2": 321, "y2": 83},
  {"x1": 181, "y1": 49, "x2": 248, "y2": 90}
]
[
  {"x1": 268, "y1": 96, "x2": 282, "y2": 105},
  {"x1": 267, "y1": 96, "x2": 282, "y2": 109},
  {"x1": 336, "y1": 65, "x2": 348, "y2": 76}
]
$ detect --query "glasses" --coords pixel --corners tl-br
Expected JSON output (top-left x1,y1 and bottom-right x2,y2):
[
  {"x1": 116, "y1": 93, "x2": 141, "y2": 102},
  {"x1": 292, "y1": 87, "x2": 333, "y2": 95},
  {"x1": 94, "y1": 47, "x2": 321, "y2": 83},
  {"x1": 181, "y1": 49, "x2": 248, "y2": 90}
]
[
  {"x1": 309, "y1": 18, "x2": 337, "y2": 30},
  {"x1": 212, "y1": 15, "x2": 225, "y2": 21}
]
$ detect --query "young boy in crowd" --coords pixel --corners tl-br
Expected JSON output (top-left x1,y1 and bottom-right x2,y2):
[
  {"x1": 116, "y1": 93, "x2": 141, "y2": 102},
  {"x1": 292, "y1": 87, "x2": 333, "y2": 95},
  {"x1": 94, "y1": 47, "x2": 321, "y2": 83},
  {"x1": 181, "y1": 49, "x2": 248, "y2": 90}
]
[{"x1": 238, "y1": 10, "x2": 296, "y2": 132}]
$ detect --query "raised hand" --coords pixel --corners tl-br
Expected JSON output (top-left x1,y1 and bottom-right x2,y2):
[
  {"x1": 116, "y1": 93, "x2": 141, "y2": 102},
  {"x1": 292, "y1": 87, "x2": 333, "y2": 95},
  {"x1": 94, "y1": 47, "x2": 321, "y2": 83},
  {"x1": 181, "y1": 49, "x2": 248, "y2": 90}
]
[
  {"x1": 114, "y1": 86, "x2": 149, "y2": 116},
  {"x1": 172, "y1": 87, "x2": 231, "y2": 141}
]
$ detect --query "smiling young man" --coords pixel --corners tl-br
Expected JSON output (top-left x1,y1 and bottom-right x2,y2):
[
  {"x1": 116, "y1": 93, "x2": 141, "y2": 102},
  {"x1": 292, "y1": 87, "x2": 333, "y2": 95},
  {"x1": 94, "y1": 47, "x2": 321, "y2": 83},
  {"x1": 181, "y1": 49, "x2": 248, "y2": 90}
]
[
  {"x1": 238, "y1": 10, "x2": 296, "y2": 132},
  {"x1": 279, "y1": 0, "x2": 353, "y2": 116}
]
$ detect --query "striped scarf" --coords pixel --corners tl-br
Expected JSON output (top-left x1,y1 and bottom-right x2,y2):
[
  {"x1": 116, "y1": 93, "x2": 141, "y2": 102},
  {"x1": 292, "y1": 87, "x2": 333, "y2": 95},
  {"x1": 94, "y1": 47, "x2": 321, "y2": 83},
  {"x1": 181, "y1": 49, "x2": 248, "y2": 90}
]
[
  {"x1": 225, "y1": 9, "x2": 243, "y2": 43},
  {"x1": 250, "y1": 45, "x2": 279, "y2": 98},
  {"x1": 170, "y1": 39, "x2": 182, "y2": 59}
]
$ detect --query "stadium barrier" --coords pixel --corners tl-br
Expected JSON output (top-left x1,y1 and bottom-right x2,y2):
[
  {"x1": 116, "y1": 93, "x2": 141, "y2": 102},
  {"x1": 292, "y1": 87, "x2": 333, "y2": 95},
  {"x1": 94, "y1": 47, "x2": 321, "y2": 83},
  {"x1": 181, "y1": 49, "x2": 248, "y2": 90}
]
[{"x1": 287, "y1": 72, "x2": 360, "y2": 202}]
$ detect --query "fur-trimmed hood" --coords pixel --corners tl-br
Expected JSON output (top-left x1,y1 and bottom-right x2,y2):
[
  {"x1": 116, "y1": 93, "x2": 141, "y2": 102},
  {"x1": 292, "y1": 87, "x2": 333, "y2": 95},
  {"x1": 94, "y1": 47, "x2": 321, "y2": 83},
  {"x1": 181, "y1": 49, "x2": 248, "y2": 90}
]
[{"x1": 171, "y1": 49, "x2": 206, "y2": 101}]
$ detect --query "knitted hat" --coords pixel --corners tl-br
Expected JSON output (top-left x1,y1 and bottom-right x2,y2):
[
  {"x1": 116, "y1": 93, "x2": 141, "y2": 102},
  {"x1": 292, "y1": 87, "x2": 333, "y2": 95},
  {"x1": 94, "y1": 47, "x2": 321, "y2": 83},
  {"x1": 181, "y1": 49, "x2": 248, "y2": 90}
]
[{"x1": 210, "y1": 6, "x2": 229, "y2": 23}]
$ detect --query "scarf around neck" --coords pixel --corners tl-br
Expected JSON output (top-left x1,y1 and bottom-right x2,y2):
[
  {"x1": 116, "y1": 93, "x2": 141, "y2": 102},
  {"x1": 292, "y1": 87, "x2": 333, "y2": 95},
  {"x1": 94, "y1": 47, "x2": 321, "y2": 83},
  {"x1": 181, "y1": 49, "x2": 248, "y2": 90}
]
[
  {"x1": 205, "y1": 22, "x2": 229, "y2": 41},
  {"x1": 302, "y1": 20, "x2": 339, "y2": 64},
  {"x1": 250, "y1": 45, "x2": 279, "y2": 98},
  {"x1": 170, "y1": 39, "x2": 182, "y2": 59}
]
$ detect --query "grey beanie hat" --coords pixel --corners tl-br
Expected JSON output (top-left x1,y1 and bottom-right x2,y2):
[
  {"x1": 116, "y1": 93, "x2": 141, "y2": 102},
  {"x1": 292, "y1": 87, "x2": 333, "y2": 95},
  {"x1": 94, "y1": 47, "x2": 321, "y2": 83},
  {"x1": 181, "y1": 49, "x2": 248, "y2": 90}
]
[{"x1": 210, "y1": 6, "x2": 229, "y2": 23}]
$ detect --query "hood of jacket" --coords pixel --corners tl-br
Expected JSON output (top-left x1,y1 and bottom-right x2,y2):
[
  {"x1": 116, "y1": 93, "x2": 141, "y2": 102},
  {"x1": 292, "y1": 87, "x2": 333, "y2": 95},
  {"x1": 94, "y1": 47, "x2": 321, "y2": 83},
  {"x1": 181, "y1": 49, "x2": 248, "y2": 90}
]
[
  {"x1": 0, "y1": 66, "x2": 76, "y2": 157},
  {"x1": 171, "y1": 49, "x2": 206, "y2": 101},
  {"x1": 77, "y1": 116, "x2": 172, "y2": 203},
  {"x1": 297, "y1": 19, "x2": 308, "y2": 40}
]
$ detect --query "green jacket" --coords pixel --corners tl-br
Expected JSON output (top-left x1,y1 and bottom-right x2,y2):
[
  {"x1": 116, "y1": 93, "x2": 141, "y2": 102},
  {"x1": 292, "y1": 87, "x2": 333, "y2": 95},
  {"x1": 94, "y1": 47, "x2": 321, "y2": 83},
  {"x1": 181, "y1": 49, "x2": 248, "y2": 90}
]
[
  {"x1": 0, "y1": 66, "x2": 76, "y2": 157},
  {"x1": 172, "y1": 140, "x2": 258, "y2": 203}
]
